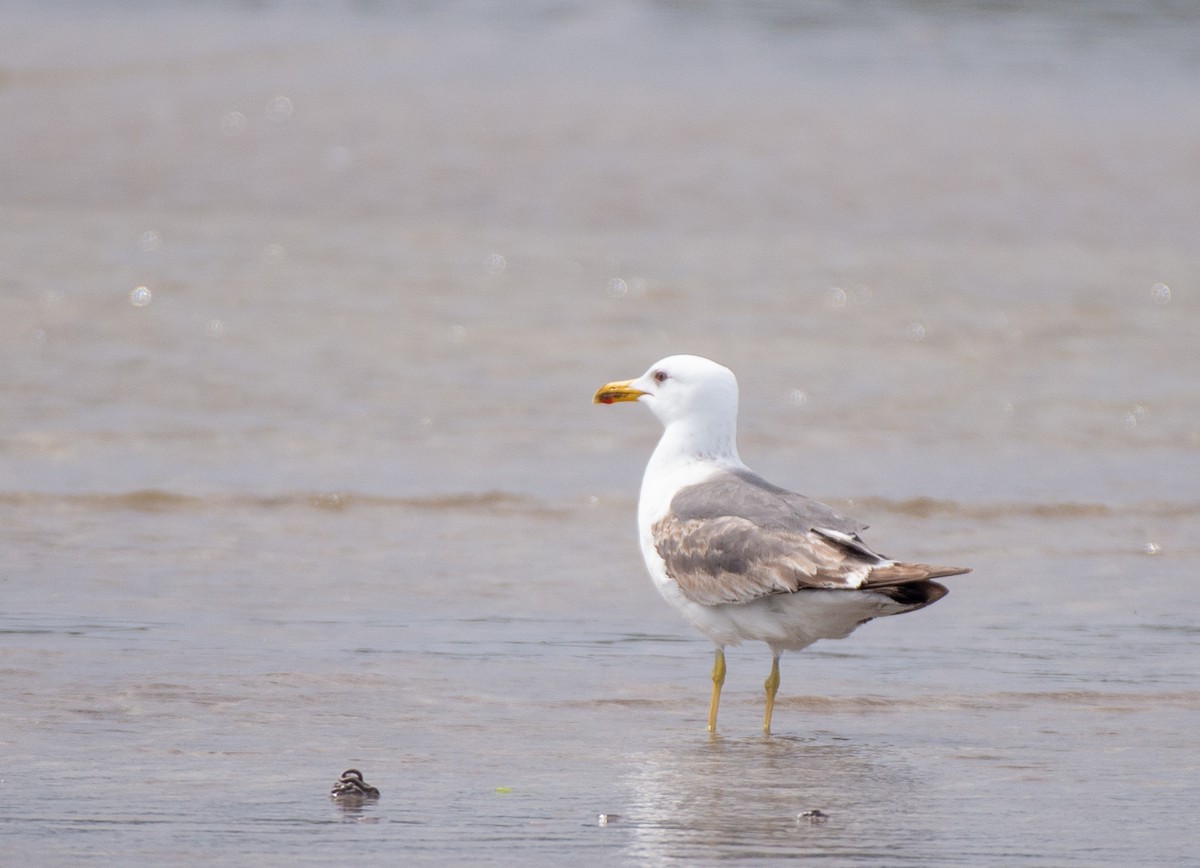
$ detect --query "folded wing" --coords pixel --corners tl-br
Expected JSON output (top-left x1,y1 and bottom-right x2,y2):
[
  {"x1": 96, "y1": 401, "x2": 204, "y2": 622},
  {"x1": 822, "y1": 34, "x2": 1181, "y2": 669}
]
[{"x1": 654, "y1": 470, "x2": 970, "y2": 607}]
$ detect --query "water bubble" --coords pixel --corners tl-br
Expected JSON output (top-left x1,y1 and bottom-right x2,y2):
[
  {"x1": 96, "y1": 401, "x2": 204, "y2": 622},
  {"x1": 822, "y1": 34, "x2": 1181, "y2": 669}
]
[
  {"x1": 264, "y1": 95, "x2": 293, "y2": 122},
  {"x1": 324, "y1": 145, "x2": 352, "y2": 172},
  {"x1": 449, "y1": 324, "x2": 467, "y2": 343},
  {"x1": 826, "y1": 287, "x2": 848, "y2": 308},
  {"x1": 1150, "y1": 283, "x2": 1171, "y2": 305},
  {"x1": 129, "y1": 286, "x2": 152, "y2": 307},
  {"x1": 1122, "y1": 404, "x2": 1148, "y2": 429},
  {"x1": 1142, "y1": 542, "x2": 1162, "y2": 555},
  {"x1": 219, "y1": 111, "x2": 247, "y2": 137},
  {"x1": 906, "y1": 322, "x2": 926, "y2": 341},
  {"x1": 789, "y1": 389, "x2": 809, "y2": 407},
  {"x1": 483, "y1": 254, "x2": 507, "y2": 275},
  {"x1": 605, "y1": 278, "x2": 629, "y2": 298},
  {"x1": 262, "y1": 243, "x2": 286, "y2": 265},
  {"x1": 1002, "y1": 402, "x2": 1016, "y2": 418},
  {"x1": 138, "y1": 229, "x2": 161, "y2": 252}
]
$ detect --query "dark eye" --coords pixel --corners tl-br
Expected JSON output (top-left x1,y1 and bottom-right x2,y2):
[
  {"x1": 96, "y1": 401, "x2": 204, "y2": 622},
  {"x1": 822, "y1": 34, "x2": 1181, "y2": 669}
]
[{"x1": 652, "y1": 370, "x2": 668, "y2": 384}]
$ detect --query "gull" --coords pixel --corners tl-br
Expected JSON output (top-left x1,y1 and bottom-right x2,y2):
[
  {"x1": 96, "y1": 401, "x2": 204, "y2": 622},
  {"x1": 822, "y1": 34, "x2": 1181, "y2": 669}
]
[{"x1": 594, "y1": 354, "x2": 970, "y2": 733}]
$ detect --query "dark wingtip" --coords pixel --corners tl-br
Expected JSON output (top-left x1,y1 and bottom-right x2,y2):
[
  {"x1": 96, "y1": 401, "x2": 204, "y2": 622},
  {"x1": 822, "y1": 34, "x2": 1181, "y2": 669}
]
[{"x1": 878, "y1": 579, "x2": 949, "y2": 608}]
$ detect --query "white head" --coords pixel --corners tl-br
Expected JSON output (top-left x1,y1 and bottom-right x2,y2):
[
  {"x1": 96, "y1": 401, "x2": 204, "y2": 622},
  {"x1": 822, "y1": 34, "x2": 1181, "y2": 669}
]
[{"x1": 594, "y1": 355, "x2": 741, "y2": 460}]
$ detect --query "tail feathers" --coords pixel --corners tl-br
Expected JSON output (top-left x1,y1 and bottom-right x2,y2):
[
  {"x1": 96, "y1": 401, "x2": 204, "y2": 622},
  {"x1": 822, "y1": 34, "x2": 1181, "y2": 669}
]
[
  {"x1": 861, "y1": 562, "x2": 968, "y2": 609},
  {"x1": 865, "y1": 562, "x2": 971, "y2": 587}
]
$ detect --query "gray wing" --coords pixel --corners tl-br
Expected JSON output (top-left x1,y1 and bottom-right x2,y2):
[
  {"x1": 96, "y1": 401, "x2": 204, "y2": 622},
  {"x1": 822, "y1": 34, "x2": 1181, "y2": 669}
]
[
  {"x1": 654, "y1": 469, "x2": 968, "y2": 606},
  {"x1": 675, "y1": 468, "x2": 868, "y2": 536}
]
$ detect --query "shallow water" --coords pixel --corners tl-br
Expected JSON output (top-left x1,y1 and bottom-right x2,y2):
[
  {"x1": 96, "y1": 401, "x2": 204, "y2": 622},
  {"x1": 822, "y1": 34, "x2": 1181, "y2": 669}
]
[{"x1": 2, "y1": 2, "x2": 1199, "y2": 864}]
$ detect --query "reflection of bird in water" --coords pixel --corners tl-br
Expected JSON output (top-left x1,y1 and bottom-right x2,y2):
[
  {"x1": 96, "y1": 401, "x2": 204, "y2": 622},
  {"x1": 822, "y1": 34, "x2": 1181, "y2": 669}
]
[
  {"x1": 330, "y1": 769, "x2": 380, "y2": 801},
  {"x1": 595, "y1": 355, "x2": 970, "y2": 733}
]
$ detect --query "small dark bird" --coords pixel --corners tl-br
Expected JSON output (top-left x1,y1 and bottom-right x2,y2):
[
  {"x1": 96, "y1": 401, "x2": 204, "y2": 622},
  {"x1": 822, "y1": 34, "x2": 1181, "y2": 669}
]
[{"x1": 330, "y1": 768, "x2": 380, "y2": 801}]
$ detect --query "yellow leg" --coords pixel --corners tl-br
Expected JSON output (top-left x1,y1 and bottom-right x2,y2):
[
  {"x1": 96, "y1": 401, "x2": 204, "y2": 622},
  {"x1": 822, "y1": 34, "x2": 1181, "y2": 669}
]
[
  {"x1": 763, "y1": 654, "x2": 781, "y2": 734},
  {"x1": 707, "y1": 648, "x2": 726, "y2": 733}
]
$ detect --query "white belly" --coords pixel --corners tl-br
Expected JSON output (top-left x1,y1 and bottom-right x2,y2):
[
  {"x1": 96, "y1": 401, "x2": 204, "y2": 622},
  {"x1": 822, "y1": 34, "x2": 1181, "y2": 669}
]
[{"x1": 653, "y1": 579, "x2": 913, "y2": 651}]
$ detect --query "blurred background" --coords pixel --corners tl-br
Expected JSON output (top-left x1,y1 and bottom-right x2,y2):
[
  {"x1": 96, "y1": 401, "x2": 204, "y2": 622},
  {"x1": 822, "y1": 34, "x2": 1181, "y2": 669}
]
[
  {"x1": 1, "y1": 1, "x2": 1197, "y2": 864},
  {"x1": 3, "y1": 0, "x2": 1197, "y2": 502}
]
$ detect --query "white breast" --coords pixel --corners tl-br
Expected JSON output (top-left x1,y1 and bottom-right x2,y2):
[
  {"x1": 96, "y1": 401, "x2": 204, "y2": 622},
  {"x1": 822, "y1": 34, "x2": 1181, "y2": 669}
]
[{"x1": 636, "y1": 451, "x2": 732, "y2": 595}]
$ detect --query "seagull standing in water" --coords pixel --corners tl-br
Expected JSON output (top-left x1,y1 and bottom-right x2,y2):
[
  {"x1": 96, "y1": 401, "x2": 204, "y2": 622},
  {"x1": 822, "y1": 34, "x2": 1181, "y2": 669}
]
[{"x1": 594, "y1": 355, "x2": 970, "y2": 733}]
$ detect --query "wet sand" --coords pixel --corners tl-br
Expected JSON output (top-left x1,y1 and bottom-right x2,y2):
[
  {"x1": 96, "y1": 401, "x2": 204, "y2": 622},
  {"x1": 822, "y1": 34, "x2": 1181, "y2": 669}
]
[{"x1": 2, "y1": 2, "x2": 1198, "y2": 864}]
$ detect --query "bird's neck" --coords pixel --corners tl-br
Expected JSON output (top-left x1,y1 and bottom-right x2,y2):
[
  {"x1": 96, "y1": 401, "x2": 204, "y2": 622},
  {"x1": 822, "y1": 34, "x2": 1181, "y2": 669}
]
[
  {"x1": 639, "y1": 421, "x2": 742, "y2": 530},
  {"x1": 650, "y1": 420, "x2": 742, "y2": 469}
]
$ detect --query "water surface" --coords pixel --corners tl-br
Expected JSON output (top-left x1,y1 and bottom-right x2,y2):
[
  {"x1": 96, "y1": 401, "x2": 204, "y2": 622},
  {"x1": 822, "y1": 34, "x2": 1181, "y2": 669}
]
[{"x1": 2, "y1": 2, "x2": 1198, "y2": 864}]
